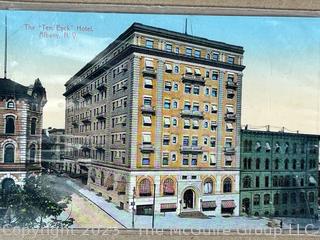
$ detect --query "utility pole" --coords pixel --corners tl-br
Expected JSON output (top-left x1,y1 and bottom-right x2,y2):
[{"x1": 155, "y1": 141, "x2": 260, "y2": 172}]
[
  {"x1": 131, "y1": 187, "x2": 136, "y2": 229},
  {"x1": 152, "y1": 183, "x2": 156, "y2": 228}
]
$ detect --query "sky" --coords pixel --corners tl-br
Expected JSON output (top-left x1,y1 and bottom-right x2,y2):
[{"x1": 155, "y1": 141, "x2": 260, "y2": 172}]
[{"x1": 0, "y1": 11, "x2": 319, "y2": 134}]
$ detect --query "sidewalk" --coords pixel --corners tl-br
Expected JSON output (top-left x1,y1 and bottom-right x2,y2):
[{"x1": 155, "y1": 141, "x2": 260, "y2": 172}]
[{"x1": 65, "y1": 178, "x2": 271, "y2": 230}]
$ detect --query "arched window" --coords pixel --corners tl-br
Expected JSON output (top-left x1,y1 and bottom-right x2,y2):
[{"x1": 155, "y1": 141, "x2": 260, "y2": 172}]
[
  {"x1": 206, "y1": 53, "x2": 210, "y2": 59},
  {"x1": 264, "y1": 194, "x2": 270, "y2": 205},
  {"x1": 291, "y1": 192, "x2": 296, "y2": 204},
  {"x1": 248, "y1": 141, "x2": 253, "y2": 152},
  {"x1": 309, "y1": 192, "x2": 315, "y2": 202},
  {"x1": 139, "y1": 178, "x2": 152, "y2": 196},
  {"x1": 243, "y1": 158, "x2": 248, "y2": 169},
  {"x1": 203, "y1": 178, "x2": 213, "y2": 194},
  {"x1": 279, "y1": 176, "x2": 284, "y2": 187},
  {"x1": 29, "y1": 144, "x2": 36, "y2": 163},
  {"x1": 273, "y1": 176, "x2": 278, "y2": 187},
  {"x1": 117, "y1": 176, "x2": 126, "y2": 195},
  {"x1": 31, "y1": 118, "x2": 37, "y2": 135},
  {"x1": 163, "y1": 178, "x2": 175, "y2": 195},
  {"x1": 284, "y1": 142, "x2": 289, "y2": 154},
  {"x1": 274, "y1": 159, "x2": 279, "y2": 169},
  {"x1": 100, "y1": 171, "x2": 105, "y2": 186},
  {"x1": 300, "y1": 159, "x2": 305, "y2": 170},
  {"x1": 292, "y1": 159, "x2": 297, "y2": 169},
  {"x1": 106, "y1": 174, "x2": 114, "y2": 190},
  {"x1": 256, "y1": 158, "x2": 260, "y2": 169},
  {"x1": 282, "y1": 193, "x2": 288, "y2": 204},
  {"x1": 243, "y1": 140, "x2": 248, "y2": 152},
  {"x1": 284, "y1": 176, "x2": 290, "y2": 187},
  {"x1": 4, "y1": 144, "x2": 15, "y2": 163},
  {"x1": 255, "y1": 141, "x2": 261, "y2": 152},
  {"x1": 5, "y1": 116, "x2": 15, "y2": 134},
  {"x1": 90, "y1": 168, "x2": 96, "y2": 183},
  {"x1": 299, "y1": 192, "x2": 305, "y2": 202},
  {"x1": 248, "y1": 158, "x2": 252, "y2": 169},
  {"x1": 284, "y1": 159, "x2": 289, "y2": 169},
  {"x1": 174, "y1": 65, "x2": 179, "y2": 73},
  {"x1": 6, "y1": 101, "x2": 15, "y2": 109},
  {"x1": 265, "y1": 158, "x2": 270, "y2": 169},
  {"x1": 253, "y1": 194, "x2": 260, "y2": 205},
  {"x1": 242, "y1": 176, "x2": 251, "y2": 188},
  {"x1": 223, "y1": 177, "x2": 232, "y2": 193},
  {"x1": 274, "y1": 193, "x2": 280, "y2": 205}
]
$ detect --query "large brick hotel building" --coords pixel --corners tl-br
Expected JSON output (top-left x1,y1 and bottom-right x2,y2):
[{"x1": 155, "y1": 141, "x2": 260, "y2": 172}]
[{"x1": 63, "y1": 23, "x2": 245, "y2": 216}]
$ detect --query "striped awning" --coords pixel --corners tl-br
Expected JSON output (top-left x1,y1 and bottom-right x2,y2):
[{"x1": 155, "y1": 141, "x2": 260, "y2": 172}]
[
  {"x1": 202, "y1": 201, "x2": 216, "y2": 208},
  {"x1": 221, "y1": 200, "x2": 236, "y2": 208},
  {"x1": 160, "y1": 203, "x2": 177, "y2": 209}
]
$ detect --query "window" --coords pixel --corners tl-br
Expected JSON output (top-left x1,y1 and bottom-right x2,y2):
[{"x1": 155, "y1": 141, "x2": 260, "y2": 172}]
[
  {"x1": 172, "y1": 135, "x2": 177, "y2": 144},
  {"x1": 204, "y1": 87, "x2": 210, "y2": 96},
  {"x1": 175, "y1": 47, "x2": 180, "y2": 54},
  {"x1": 194, "y1": 49, "x2": 201, "y2": 58},
  {"x1": 183, "y1": 119, "x2": 190, "y2": 129},
  {"x1": 5, "y1": 116, "x2": 15, "y2": 134},
  {"x1": 144, "y1": 78, "x2": 153, "y2": 89},
  {"x1": 242, "y1": 176, "x2": 251, "y2": 188},
  {"x1": 274, "y1": 159, "x2": 279, "y2": 169},
  {"x1": 265, "y1": 158, "x2": 270, "y2": 170},
  {"x1": 204, "y1": 104, "x2": 209, "y2": 112},
  {"x1": 139, "y1": 179, "x2": 152, "y2": 196},
  {"x1": 142, "y1": 154, "x2": 150, "y2": 165},
  {"x1": 309, "y1": 192, "x2": 315, "y2": 202},
  {"x1": 256, "y1": 176, "x2": 260, "y2": 188},
  {"x1": 6, "y1": 101, "x2": 14, "y2": 109},
  {"x1": 301, "y1": 159, "x2": 305, "y2": 170},
  {"x1": 182, "y1": 155, "x2": 189, "y2": 165},
  {"x1": 226, "y1": 123, "x2": 233, "y2": 132},
  {"x1": 4, "y1": 143, "x2": 14, "y2": 163},
  {"x1": 265, "y1": 176, "x2": 269, "y2": 187},
  {"x1": 223, "y1": 178, "x2": 232, "y2": 193},
  {"x1": 145, "y1": 39, "x2": 153, "y2": 48},
  {"x1": 183, "y1": 136, "x2": 189, "y2": 146},
  {"x1": 192, "y1": 120, "x2": 199, "y2": 129},
  {"x1": 31, "y1": 118, "x2": 37, "y2": 135},
  {"x1": 210, "y1": 137, "x2": 216, "y2": 147},
  {"x1": 292, "y1": 159, "x2": 297, "y2": 169},
  {"x1": 143, "y1": 116, "x2": 152, "y2": 126},
  {"x1": 193, "y1": 86, "x2": 200, "y2": 95},
  {"x1": 205, "y1": 70, "x2": 210, "y2": 78},
  {"x1": 206, "y1": 53, "x2": 210, "y2": 59},
  {"x1": 203, "y1": 120, "x2": 209, "y2": 128},
  {"x1": 256, "y1": 158, "x2": 260, "y2": 169},
  {"x1": 209, "y1": 154, "x2": 216, "y2": 166},
  {"x1": 265, "y1": 142, "x2": 271, "y2": 152},
  {"x1": 212, "y1": 71, "x2": 219, "y2": 80},
  {"x1": 203, "y1": 154, "x2": 208, "y2": 161},
  {"x1": 162, "y1": 152, "x2": 169, "y2": 165},
  {"x1": 253, "y1": 194, "x2": 260, "y2": 206},
  {"x1": 165, "y1": 64, "x2": 172, "y2": 73},
  {"x1": 142, "y1": 133, "x2": 151, "y2": 144},
  {"x1": 184, "y1": 84, "x2": 192, "y2": 94},
  {"x1": 191, "y1": 155, "x2": 197, "y2": 165},
  {"x1": 191, "y1": 136, "x2": 198, "y2": 146},
  {"x1": 284, "y1": 159, "x2": 289, "y2": 169},
  {"x1": 282, "y1": 193, "x2": 288, "y2": 204},
  {"x1": 203, "y1": 137, "x2": 208, "y2": 145},
  {"x1": 164, "y1": 99, "x2": 171, "y2": 109},
  {"x1": 164, "y1": 81, "x2": 172, "y2": 91},
  {"x1": 192, "y1": 103, "x2": 199, "y2": 111},
  {"x1": 211, "y1": 88, "x2": 217, "y2": 97},
  {"x1": 227, "y1": 55, "x2": 235, "y2": 64},
  {"x1": 143, "y1": 96, "x2": 152, "y2": 106},
  {"x1": 291, "y1": 193, "x2": 297, "y2": 204},
  {"x1": 145, "y1": 59, "x2": 154, "y2": 69},
  {"x1": 184, "y1": 101, "x2": 191, "y2": 110},
  {"x1": 171, "y1": 152, "x2": 177, "y2": 161},
  {"x1": 185, "y1": 47, "x2": 192, "y2": 56},
  {"x1": 203, "y1": 178, "x2": 213, "y2": 194},
  {"x1": 211, "y1": 105, "x2": 217, "y2": 113},
  {"x1": 264, "y1": 194, "x2": 270, "y2": 205},
  {"x1": 174, "y1": 65, "x2": 179, "y2": 74},
  {"x1": 210, "y1": 121, "x2": 217, "y2": 131},
  {"x1": 172, "y1": 100, "x2": 178, "y2": 109},
  {"x1": 163, "y1": 178, "x2": 175, "y2": 195},
  {"x1": 163, "y1": 117, "x2": 171, "y2": 128},
  {"x1": 29, "y1": 144, "x2": 36, "y2": 163},
  {"x1": 212, "y1": 52, "x2": 219, "y2": 61},
  {"x1": 173, "y1": 83, "x2": 179, "y2": 91},
  {"x1": 172, "y1": 118, "x2": 178, "y2": 127},
  {"x1": 165, "y1": 43, "x2": 172, "y2": 52},
  {"x1": 274, "y1": 193, "x2": 279, "y2": 205}
]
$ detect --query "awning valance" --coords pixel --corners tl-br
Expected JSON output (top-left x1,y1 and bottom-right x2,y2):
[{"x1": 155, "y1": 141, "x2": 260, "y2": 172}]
[
  {"x1": 161, "y1": 203, "x2": 176, "y2": 209},
  {"x1": 202, "y1": 201, "x2": 216, "y2": 208},
  {"x1": 221, "y1": 200, "x2": 236, "y2": 208}
]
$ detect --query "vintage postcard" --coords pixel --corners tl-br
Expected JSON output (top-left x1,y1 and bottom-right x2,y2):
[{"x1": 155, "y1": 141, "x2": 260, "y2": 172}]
[{"x1": 0, "y1": 10, "x2": 319, "y2": 237}]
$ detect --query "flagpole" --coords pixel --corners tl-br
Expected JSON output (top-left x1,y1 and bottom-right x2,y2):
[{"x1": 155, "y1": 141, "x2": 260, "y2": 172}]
[{"x1": 4, "y1": 15, "x2": 7, "y2": 79}]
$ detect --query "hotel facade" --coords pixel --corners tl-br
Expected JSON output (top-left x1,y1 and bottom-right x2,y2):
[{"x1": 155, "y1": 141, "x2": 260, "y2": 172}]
[
  {"x1": 64, "y1": 23, "x2": 245, "y2": 216},
  {"x1": 0, "y1": 78, "x2": 47, "y2": 190},
  {"x1": 240, "y1": 127, "x2": 319, "y2": 218}
]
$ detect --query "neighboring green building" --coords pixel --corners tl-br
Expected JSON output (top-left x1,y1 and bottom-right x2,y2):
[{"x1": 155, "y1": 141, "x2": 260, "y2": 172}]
[{"x1": 240, "y1": 127, "x2": 319, "y2": 218}]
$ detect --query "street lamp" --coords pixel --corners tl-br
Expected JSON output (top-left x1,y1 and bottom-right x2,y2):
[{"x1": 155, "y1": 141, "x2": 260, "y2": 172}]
[{"x1": 131, "y1": 187, "x2": 136, "y2": 229}]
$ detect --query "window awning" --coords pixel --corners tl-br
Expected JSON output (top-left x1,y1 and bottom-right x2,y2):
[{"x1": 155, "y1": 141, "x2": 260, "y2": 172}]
[
  {"x1": 160, "y1": 203, "x2": 176, "y2": 210},
  {"x1": 225, "y1": 155, "x2": 233, "y2": 162},
  {"x1": 185, "y1": 67, "x2": 192, "y2": 74},
  {"x1": 144, "y1": 78, "x2": 153, "y2": 86},
  {"x1": 145, "y1": 60, "x2": 154, "y2": 68},
  {"x1": 143, "y1": 134, "x2": 151, "y2": 143},
  {"x1": 143, "y1": 116, "x2": 152, "y2": 124},
  {"x1": 211, "y1": 105, "x2": 218, "y2": 111},
  {"x1": 211, "y1": 121, "x2": 217, "y2": 127},
  {"x1": 226, "y1": 123, "x2": 234, "y2": 130},
  {"x1": 266, "y1": 142, "x2": 271, "y2": 150},
  {"x1": 226, "y1": 107, "x2": 234, "y2": 114},
  {"x1": 194, "y1": 68, "x2": 201, "y2": 76},
  {"x1": 210, "y1": 154, "x2": 216, "y2": 164},
  {"x1": 227, "y1": 89, "x2": 234, "y2": 95},
  {"x1": 164, "y1": 118, "x2": 171, "y2": 125},
  {"x1": 202, "y1": 201, "x2": 216, "y2": 208},
  {"x1": 163, "y1": 135, "x2": 170, "y2": 140},
  {"x1": 165, "y1": 64, "x2": 172, "y2": 71},
  {"x1": 221, "y1": 200, "x2": 236, "y2": 208},
  {"x1": 165, "y1": 81, "x2": 172, "y2": 87},
  {"x1": 184, "y1": 119, "x2": 190, "y2": 126},
  {"x1": 193, "y1": 120, "x2": 199, "y2": 127}
]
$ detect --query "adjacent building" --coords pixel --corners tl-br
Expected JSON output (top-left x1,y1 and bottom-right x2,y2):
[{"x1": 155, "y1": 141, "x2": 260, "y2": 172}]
[
  {"x1": 64, "y1": 23, "x2": 245, "y2": 216},
  {"x1": 240, "y1": 127, "x2": 319, "y2": 218},
  {"x1": 0, "y1": 78, "x2": 47, "y2": 190},
  {"x1": 41, "y1": 128, "x2": 65, "y2": 172}
]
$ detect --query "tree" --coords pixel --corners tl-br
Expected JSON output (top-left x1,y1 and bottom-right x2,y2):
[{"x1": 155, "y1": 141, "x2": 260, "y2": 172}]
[{"x1": 0, "y1": 175, "x2": 74, "y2": 228}]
